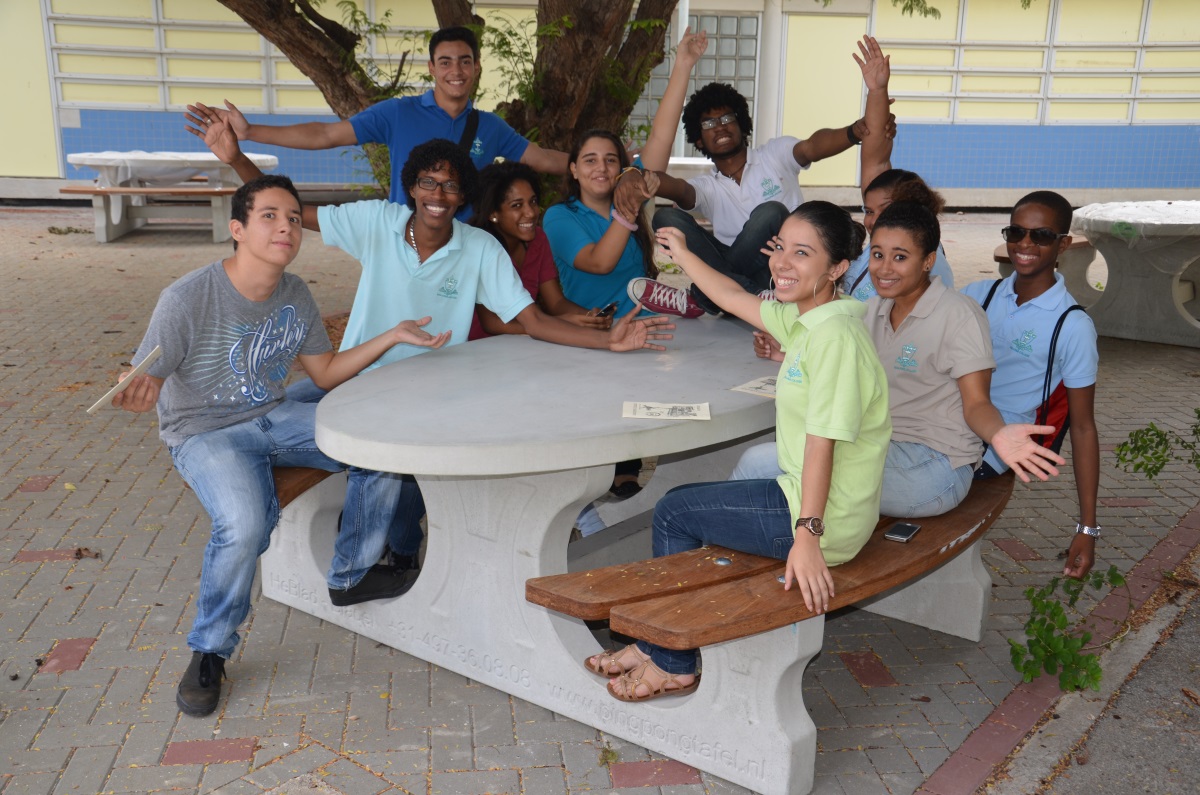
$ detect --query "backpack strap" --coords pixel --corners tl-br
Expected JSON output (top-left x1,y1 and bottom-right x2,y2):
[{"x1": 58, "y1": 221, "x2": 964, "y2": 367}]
[
  {"x1": 848, "y1": 267, "x2": 870, "y2": 296},
  {"x1": 1037, "y1": 304, "x2": 1085, "y2": 425},
  {"x1": 981, "y1": 278, "x2": 1003, "y2": 311},
  {"x1": 458, "y1": 109, "x2": 480, "y2": 155}
]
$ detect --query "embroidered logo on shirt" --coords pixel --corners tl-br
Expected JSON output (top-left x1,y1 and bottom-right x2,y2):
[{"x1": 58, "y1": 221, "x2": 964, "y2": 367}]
[
  {"x1": 437, "y1": 277, "x2": 460, "y2": 299},
  {"x1": 1011, "y1": 329, "x2": 1037, "y2": 357},
  {"x1": 471, "y1": 137, "x2": 484, "y2": 157},
  {"x1": 760, "y1": 178, "x2": 782, "y2": 200},
  {"x1": 895, "y1": 343, "x2": 918, "y2": 372},
  {"x1": 785, "y1": 350, "x2": 804, "y2": 384}
]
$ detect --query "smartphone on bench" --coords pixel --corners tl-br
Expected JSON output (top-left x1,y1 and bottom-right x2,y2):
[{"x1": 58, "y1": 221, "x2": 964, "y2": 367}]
[{"x1": 884, "y1": 521, "x2": 921, "y2": 543}]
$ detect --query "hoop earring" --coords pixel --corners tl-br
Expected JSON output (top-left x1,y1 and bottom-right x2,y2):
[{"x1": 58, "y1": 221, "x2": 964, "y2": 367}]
[
  {"x1": 812, "y1": 273, "x2": 829, "y2": 306},
  {"x1": 770, "y1": 276, "x2": 776, "y2": 291}
]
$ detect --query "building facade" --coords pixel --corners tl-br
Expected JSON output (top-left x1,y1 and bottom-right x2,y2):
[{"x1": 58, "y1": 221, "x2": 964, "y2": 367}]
[{"x1": 2, "y1": 0, "x2": 1197, "y2": 203}]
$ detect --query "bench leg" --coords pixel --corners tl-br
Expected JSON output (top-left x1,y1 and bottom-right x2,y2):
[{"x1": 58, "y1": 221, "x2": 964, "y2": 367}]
[
  {"x1": 90, "y1": 194, "x2": 141, "y2": 243},
  {"x1": 1057, "y1": 244, "x2": 1101, "y2": 306},
  {"x1": 1085, "y1": 236, "x2": 1200, "y2": 348},
  {"x1": 210, "y1": 196, "x2": 232, "y2": 243},
  {"x1": 855, "y1": 538, "x2": 991, "y2": 642}
]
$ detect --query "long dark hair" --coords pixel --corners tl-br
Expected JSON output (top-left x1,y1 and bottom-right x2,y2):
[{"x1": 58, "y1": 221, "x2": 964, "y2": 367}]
[
  {"x1": 469, "y1": 161, "x2": 541, "y2": 250},
  {"x1": 560, "y1": 129, "x2": 656, "y2": 278}
]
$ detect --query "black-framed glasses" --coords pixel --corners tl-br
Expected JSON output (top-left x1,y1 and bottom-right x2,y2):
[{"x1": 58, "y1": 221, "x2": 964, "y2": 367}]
[
  {"x1": 1001, "y1": 225, "x2": 1066, "y2": 246},
  {"x1": 699, "y1": 113, "x2": 738, "y2": 131},
  {"x1": 415, "y1": 176, "x2": 462, "y2": 195}
]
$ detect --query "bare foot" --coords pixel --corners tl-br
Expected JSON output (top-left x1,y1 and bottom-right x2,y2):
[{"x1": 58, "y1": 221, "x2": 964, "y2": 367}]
[
  {"x1": 607, "y1": 659, "x2": 697, "y2": 700},
  {"x1": 584, "y1": 643, "x2": 649, "y2": 677}
]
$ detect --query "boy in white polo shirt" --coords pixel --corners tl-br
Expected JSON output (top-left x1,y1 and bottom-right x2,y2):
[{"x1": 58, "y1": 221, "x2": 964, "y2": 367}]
[{"x1": 962, "y1": 191, "x2": 1100, "y2": 579}]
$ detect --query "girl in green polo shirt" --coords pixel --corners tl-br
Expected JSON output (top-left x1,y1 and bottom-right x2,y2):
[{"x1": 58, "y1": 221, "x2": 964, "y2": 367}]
[{"x1": 584, "y1": 201, "x2": 892, "y2": 702}]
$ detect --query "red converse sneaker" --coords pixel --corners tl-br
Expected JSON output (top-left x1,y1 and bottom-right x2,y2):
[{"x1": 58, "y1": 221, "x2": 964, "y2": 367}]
[{"x1": 626, "y1": 278, "x2": 705, "y2": 318}]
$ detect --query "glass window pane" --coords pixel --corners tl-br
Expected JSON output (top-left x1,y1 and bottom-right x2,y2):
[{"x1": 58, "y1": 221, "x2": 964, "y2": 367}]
[
  {"x1": 720, "y1": 16, "x2": 738, "y2": 36},
  {"x1": 740, "y1": 16, "x2": 758, "y2": 36},
  {"x1": 739, "y1": 38, "x2": 757, "y2": 57}
]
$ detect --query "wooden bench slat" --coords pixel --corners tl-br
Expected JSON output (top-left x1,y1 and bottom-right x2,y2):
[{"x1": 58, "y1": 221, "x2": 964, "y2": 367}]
[
  {"x1": 60, "y1": 185, "x2": 237, "y2": 196},
  {"x1": 526, "y1": 548, "x2": 782, "y2": 621},
  {"x1": 609, "y1": 473, "x2": 1014, "y2": 649},
  {"x1": 274, "y1": 467, "x2": 337, "y2": 510}
]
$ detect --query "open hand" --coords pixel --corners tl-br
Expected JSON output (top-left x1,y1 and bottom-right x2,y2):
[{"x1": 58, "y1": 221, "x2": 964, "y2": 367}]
[
  {"x1": 990, "y1": 423, "x2": 1065, "y2": 482},
  {"x1": 185, "y1": 99, "x2": 250, "y2": 140},
  {"x1": 184, "y1": 105, "x2": 242, "y2": 164},
  {"x1": 608, "y1": 303, "x2": 675, "y2": 352},
  {"x1": 655, "y1": 227, "x2": 690, "y2": 264},
  {"x1": 676, "y1": 26, "x2": 709, "y2": 68},
  {"x1": 392, "y1": 316, "x2": 451, "y2": 349},
  {"x1": 853, "y1": 35, "x2": 890, "y2": 92}
]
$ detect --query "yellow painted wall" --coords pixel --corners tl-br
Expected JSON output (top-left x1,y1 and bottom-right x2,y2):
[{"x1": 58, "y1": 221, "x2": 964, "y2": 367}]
[
  {"x1": 961, "y1": 49, "x2": 1043, "y2": 69},
  {"x1": 1145, "y1": 0, "x2": 1200, "y2": 43},
  {"x1": 0, "y1": 0, "x2": 59, "y2": 177},
  {"x1": 888, "y1": 48, "x2": 956, "y2": 67},
  {"x1": 962, "y1": 0, "x2": 1050, "y2": 42},
  {"x1": 785, "y1": 13, "x2": 867, "y2": 188},
  {"x1": 1143, "y1": 50, "x2": 1200, "y2": 69},
  {"x1": 873, "y1": 0, "x2": 960, "y2": 41},
  {"x1": 957, "y1": 101, "x2": 1039, "y2": 120},
  {"x1": 1052, "y1": 76, "x2": 1134, "y2": 94},
  {"x1": 1056, "y1": 0, "x2": 1143, "y2": 43},
  {"x1": 1054, "y1": 49, "x2": 1138, "y2": 69},
  {"x1": 51, "y1": 0, "x2": 152, "y2": 18},
  {"x1": 161, "y1": 0, "x2": 242, "y2": 23},
  {"x1": 1135, "y1": 101, "x2": 1200, "y2": 121},
  {"x1": 1047, "y1": 101, "x2": 1130, "y2": 121},
  {"x1": 54, "y1": 24, "x2": 156, "y2": 48},
  {"x1": 59, "y1": 53, "x2": 158, "y2": 76},
  {"x1": 173, "y1": 86, "x2": 262, "y2": 109}
]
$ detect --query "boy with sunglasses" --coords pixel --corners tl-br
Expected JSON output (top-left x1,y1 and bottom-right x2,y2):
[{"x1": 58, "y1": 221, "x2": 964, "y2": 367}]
[{"x1": 962, "y1": 191, "x2": 1100, "y2": 580}]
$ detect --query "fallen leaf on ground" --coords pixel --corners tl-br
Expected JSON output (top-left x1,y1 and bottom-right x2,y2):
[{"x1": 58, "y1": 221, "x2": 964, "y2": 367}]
[
  {"x1": 74, "y1": 547, "x2": 102, "y2": 560},
  {"x1": 1183, "y1": 688, "x2": 1200, "y2": 707}
]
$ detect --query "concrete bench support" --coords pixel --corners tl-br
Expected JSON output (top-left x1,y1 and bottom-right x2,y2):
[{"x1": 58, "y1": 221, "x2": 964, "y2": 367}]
[{"x1": 60, "y1": 185, "x2": 236, "y2": 243}]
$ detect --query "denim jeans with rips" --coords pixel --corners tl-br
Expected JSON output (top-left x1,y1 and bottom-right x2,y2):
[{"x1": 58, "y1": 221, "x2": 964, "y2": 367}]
[
  {"x1": 634, "y1": 479, "x2": 795, "y2": 675},
  {"x1": 285, "y1": 379, "x2": 425, "y2": 589},
  {"x1": 169, "y1": 398, "x2": 344, "y2": 658}
]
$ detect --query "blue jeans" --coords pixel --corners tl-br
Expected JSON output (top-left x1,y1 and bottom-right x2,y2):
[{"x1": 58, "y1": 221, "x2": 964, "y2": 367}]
[
  {"x1": 170, "y1": 399, "x2": 344, "y2": 658},
  {"x1": 881, "y1": 440, "x2": 974, "y2": 518},
  {"x1": 731, "y1": 440, "x2": 973, "y2": 519},
  {"x1": 652, "y1": 202, "x2": 790, "y2": 314},
  {"x1": 635, "y1": 480, "x2": 795, "y2": 675},
  {"x1": 286, "y1": 379, "x2": 425, "y2": 589}
]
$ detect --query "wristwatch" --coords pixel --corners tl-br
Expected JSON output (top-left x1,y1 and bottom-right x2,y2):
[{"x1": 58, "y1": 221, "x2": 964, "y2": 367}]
[
  {"x1": 1075, "y1": 522, "x2": 1102, "y2": 538},
  {"x1": 796, "y1": 517, "x2": 825, "y2": 536},
  {"x1": 846, "y1": 125, "x2": 863, "y2": 146}
]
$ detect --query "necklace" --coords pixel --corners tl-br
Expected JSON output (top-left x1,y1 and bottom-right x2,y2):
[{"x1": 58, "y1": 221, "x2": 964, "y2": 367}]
[
  {"x1": 724, "y1": 161, "x2": 746, "y2": 183},
  {"x1": 406, "y1": 218, "x2": 422, "y2": 262}
]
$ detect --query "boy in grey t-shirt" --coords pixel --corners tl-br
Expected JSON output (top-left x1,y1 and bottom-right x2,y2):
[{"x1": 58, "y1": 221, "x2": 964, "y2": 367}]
[{"x1": 114, "y1": 175, "x2": 449, "y2": 718}]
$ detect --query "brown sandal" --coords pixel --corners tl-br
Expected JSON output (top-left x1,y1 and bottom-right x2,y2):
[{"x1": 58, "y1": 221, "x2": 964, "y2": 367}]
[
  {"x1": 606, "y1": 660, "x2": 700, "y2": 702},
  {"x1": 583, "y1": 644, "x2": 648, "y2": 678}
]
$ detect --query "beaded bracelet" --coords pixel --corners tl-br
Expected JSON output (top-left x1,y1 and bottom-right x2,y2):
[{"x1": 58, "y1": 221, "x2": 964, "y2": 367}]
[{"x1": 610, "y1": 208, "x2": 638, "y2": 232}]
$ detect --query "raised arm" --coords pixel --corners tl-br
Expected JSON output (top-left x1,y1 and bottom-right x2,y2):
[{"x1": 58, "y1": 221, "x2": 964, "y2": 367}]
[
  {"x1": 186, "y1": 107, "x2": 321, "y2": 232},
  {"x1": 853, "y1": 35, "x2": 893, "y2": 191},
  {"x1": 655, "y1": 227, "x2": 765, "y2": 328},
  {"x1": 639, "y1": 27, "x2": 708, "y2": 172},
  {"x1": 297, "y1": 317, "x2": 451, "y2": 390},
  {"x1": 793, "y1": 120, "x2": 867, "y2": 169},
  {"x1": 520, "y1": 143, "x2": 569, "y2": 176},
  {"x1": 186, "y1": 99, "x2": 357, "y2": 150}
]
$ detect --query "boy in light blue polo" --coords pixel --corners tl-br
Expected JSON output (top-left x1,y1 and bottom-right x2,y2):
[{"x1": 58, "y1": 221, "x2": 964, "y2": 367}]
[{"x1": 962, "y1": 190, "x2": 1100, "y2": 580}]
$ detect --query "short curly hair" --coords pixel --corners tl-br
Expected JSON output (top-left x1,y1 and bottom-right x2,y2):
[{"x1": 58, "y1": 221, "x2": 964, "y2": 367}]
[
  {"x1": 399, "y1": 139, "x2": 479, "y2": 210},
  {"x1": 682, "y1": 82, "x2": 753, "y2": 157}
]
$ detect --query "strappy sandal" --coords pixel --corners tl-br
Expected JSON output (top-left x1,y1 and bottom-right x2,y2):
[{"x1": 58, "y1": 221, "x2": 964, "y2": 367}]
[
  {"x1": 583, "y1": 644, "x2": 648, "y2": 678},
  {"x1": 606, "y1": 659, "x2": 700, "y2": 702}
]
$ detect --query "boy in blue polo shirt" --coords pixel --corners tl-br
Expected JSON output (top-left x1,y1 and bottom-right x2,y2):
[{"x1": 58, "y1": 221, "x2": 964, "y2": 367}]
[
  {"x1": 962, "y1": 191, "x2": 1100, "y2": 579},
  {"x1": 187, "y1": 27, "x2": 566, "y2": 219}
]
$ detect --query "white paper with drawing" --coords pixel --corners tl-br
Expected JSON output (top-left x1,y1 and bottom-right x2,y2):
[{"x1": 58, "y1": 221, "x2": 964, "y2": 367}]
[{"x1": 622, "y1": 402, "x2": 711, "y2": 421}]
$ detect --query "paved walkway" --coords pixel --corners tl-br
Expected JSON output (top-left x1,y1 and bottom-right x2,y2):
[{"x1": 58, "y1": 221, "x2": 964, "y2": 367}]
[{"x1": 0, "y1": 206, "x2": 1197, "y2": 795}]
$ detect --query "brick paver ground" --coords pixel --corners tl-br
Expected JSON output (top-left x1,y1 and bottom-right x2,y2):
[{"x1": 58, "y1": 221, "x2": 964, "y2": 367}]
[{"x1": 1, "y1": 206, "x2": 1196, "y2": 795}]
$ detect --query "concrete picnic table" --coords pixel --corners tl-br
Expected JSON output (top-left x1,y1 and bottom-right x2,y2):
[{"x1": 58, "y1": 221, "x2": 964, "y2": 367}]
[
  {"x1": 1073, "y1": 201, "x2": 1200, "y2": 348},
  {"x1": 258, "y1": 315, "x2": 779, "y2": 786}
]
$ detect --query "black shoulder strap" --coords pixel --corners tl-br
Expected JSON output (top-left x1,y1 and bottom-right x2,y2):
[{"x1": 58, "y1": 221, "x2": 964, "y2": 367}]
[
  {"x1": 458, "y1": 109, "x2": 480, "y2": 154},
  {"x1": 981, "y1": 278, "x2": 1003, "y2": 310},
  {"x1": 1038, "y1": 304, "x2": 1085, "y2": 424}
]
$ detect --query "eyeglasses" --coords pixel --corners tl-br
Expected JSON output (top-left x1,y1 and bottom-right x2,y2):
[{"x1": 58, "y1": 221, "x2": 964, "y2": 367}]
[
  {"x1": 415, "y1": 176, "x2": 462, "y2": 195},
  {"x1": 1001, "y1": 225, "x2": 1066, "y2": 246},
  {"x1": 699, "y1": 113, "x2": 738, "y2": 131}
]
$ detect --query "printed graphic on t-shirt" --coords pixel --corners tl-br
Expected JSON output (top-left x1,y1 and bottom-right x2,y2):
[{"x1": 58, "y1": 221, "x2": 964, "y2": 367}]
[
  {"x1": 895, "y1": 343, "x2": 918, "y2": 372},
  {"x1": 185, "y1": 304, "x2": 309, "y2": 406},
  {"x1": 760, "y1": 178, "x2": 782, "y2": 200},
  {"x1": 785, "y1": 349, "x2": 804, "y2": 384},
  {"x1": 1011, "y1": 329, "x2": 1037, "y2": 357},
  {"x1": 471, "y1": 138, "x2": 484, "y2": 157},
  {"x1": 438, "y1": 277, "x2": 460, "y2": 299}
]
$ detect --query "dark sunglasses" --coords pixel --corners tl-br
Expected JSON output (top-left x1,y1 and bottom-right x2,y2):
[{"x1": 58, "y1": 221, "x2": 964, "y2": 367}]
[{"x1": 1001, "y1": 225, "x2": 1066, "y2": 246}]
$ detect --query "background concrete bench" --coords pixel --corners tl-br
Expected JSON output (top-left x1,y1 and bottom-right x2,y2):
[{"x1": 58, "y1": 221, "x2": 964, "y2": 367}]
[{"x1": 60, "y1": 184, "x2": 237, "y2": 243}]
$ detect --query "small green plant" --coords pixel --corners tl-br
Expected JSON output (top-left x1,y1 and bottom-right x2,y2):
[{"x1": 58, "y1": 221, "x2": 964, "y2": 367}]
[
  {"x1": 1114, "y1": 408, "x2": 1200, "y2": 480},
  {"x1": 1009, "y1": 565, "x2": 1128, "y2": 691},
  {"x1": 597, "y1": 744, "x2": 619, "y2": 766}
]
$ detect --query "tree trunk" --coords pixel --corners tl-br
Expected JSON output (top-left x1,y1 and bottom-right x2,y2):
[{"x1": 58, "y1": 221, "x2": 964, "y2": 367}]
[{"x1": 431, "y1": 0, "x2": 482, "y2": 28}]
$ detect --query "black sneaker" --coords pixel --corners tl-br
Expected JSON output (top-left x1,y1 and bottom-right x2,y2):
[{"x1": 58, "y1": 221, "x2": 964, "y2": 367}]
[
  {"x1": 176, "y1": 651, "x2": 226, "y2": 717},
  {"x1": 382, "y1": 549, "x2": 421, "y2": 574},
  {"x1": 328, "y1": 565, "x2": 417, "y2": 607}
]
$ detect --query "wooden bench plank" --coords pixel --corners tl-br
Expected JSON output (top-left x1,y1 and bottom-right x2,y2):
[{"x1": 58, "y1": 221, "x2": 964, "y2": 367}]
[
  {"x1": 273, "y1": 467, "x2": 336, "y2": 510},
  {"x1": 609, "y1": 473, "x2": 1014, "y2": 649},
  {"x1": 526, "y1": 547, "x2": 782, "y2": 620}
]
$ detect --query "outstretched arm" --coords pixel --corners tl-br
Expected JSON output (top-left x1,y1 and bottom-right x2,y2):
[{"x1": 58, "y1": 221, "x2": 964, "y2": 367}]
[
  {"x1": 520, "y1": 143, "x2": 569, "y2": 175},
  {"x1": 297, "y1": 317, "x2": 451, "y2": 390},
  {"x1": 639, "y1": 27, "x2": 707, "y2": 171},
  {"x1": 853, "y1": 35, "x2": 893, "y2": 191},
  {"x1": 186, "y1": 106, "x2": 321, "y2": 232},
  {"x1": 656, "y1": 227, "x2": 765, "y2": 328},
  {"x1": 186, "y1": 99, "x2": 357, "y2": 149},
  {"x1": 957, "y1": 370, "x2": 1065, "y2": 482},
  {"x1": 516, "y1": 303, "x2": 674, "y2": 352}
]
